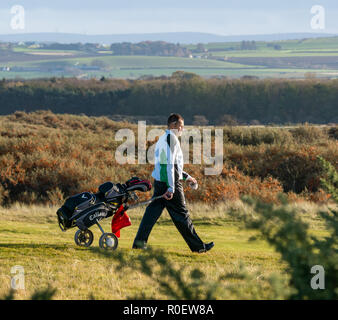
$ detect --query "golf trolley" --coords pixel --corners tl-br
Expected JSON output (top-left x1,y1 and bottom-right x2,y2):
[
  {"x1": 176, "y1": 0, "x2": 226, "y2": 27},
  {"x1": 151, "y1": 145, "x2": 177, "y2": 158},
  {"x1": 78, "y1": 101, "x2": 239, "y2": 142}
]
[{"x1": 56, "y1": 177, "x2": 162, "y2": 250}]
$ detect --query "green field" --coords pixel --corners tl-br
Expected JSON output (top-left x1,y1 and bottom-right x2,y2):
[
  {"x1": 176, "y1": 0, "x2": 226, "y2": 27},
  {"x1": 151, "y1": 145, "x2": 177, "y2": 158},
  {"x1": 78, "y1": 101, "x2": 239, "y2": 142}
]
[
  {"x1": 2, "y1": 68, "x2": 338, "y2": 80},
  {"x1": 0, "y1": 201, "x2": 329, "y2": 300},
  {"x1": 4, "y1": 55, "x2": 255, "y2": 69},
  {"x1": 192, "y1": 37, "x2": 338, "y2": 51},
  {"x1": 1, "y1": 36, "x2": 338, "y2": 79},
  {"x1": 211, "y1": 49, "x2": 338, "y2": 57}
]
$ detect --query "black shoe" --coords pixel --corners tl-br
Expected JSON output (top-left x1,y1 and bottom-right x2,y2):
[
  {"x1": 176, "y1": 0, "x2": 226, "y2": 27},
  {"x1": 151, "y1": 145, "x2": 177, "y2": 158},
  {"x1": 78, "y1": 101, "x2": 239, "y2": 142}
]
[
  {"x1": 197, "y1": 242, "x2": 214, "y2": 253},
  {"x1": 132, "y1": 240, "x2": 147, "y2": 250}
]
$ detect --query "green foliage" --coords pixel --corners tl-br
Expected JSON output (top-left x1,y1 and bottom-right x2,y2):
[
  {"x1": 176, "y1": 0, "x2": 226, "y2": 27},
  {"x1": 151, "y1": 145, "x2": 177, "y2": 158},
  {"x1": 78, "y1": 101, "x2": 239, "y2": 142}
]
[
  {"x1": 220, "y1": 262, "x2": 293, "y2": 299},
  {"x1": 171, "y1": 70, "x2": 202, "y2": 80},
  {"x1": 235, "y1": 194, "x2": 337, "y2": 299},
  {"x1": 316, "y1": 157, "x2": 338, "y2": 299},
  {"x1": 1, "y1": 78, "x2": 338, "y2": 124},
  {"x1": 318, "y1": 156, "x2": 338, "y2": 202}
]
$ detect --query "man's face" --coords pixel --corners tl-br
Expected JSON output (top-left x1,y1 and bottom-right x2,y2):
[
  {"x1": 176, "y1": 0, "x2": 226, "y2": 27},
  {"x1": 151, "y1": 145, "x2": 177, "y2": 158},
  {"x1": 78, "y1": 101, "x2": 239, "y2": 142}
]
[{"x1": 172, "y1": 119, "x2": 184, "y2": 137}]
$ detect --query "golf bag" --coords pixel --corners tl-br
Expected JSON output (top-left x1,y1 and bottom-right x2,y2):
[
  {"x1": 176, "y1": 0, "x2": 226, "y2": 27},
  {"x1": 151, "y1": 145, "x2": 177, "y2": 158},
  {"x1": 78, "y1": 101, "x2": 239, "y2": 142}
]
[
  {"x1": 125, "y1": 177, "x2": 152, "y2": 192},
  {"x1": 56, "y1": 177, "x2": 152, "y2": 232},
  {"x1": 56, "y1": 191, "x2": 96, "y2": 230},
  {"x1": 98, "y1": 181, "x2": 126, "y2": 204},
  {"x1": 74, "y1": 203, "x2": 112, "y2": 231}
]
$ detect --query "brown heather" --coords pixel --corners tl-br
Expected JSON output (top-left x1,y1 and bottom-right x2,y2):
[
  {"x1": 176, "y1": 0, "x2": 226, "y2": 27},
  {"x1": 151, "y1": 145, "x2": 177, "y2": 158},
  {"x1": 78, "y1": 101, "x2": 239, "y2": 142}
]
[{"x1": 0, "y1": 111, "x2": 337, "y2": 206}]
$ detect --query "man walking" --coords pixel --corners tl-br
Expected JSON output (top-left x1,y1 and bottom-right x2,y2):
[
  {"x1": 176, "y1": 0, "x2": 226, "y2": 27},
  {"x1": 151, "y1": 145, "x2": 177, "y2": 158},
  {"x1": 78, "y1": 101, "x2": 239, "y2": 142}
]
[{"x1": 132, "y1": 113, "x2": 214, "y2": 253}]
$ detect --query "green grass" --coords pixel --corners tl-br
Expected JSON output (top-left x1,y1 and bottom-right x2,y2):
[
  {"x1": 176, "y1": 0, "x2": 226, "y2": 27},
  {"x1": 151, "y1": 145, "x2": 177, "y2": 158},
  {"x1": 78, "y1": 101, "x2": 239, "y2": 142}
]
[
  {"x1": 2, "y1": 36, "x2": 338, "y2": 80},
  {"x1": 275, "y1": 37, "x2": 338, "y2": 50},
  {"x1": 211, "y1": 50, "x2": 338, "y2": 58},
  {"x1": 0, "y1": 201, "x2": 328, "y2": 300},
  {"x1": 202, "y1": 37, "x2": 338, "y2": 51},
  {"x1": 188, "y1": 37, "x2": 338, "y2": 58},
  {"x1": 2, "y1": 67, "x2": 337, "y2": 80},
  {"x1": 12, "y1": 48, "x2": 83, "y2": 55},
  {"x1": 6, "y1": 55, "x2": 253, "y2": 69},
  {"x1": 1, "y1": 55, "x2": 259, "y2": 79}
]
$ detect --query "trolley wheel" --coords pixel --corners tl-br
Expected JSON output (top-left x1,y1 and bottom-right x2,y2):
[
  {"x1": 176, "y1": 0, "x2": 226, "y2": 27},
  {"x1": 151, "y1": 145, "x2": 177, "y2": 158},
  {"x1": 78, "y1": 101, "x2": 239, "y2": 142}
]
[
  {"x1": 74, "y1": 229, "x2": 94, "y2": 247},
  {"x1": 99, "y1": 233, "x2": 118, "y2": 250}
]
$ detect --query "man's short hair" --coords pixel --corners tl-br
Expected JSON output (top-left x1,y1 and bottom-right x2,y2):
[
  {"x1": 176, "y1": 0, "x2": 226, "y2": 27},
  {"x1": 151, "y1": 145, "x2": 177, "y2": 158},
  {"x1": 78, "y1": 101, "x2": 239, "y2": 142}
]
[{"x1": 167, "y1": 113, "x2": 184, "y2": 126}]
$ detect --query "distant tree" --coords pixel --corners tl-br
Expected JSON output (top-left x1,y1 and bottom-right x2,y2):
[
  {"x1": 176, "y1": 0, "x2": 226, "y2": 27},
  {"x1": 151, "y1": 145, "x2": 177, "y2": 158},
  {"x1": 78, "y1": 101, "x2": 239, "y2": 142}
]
[
  {"x1": 193, "y1": 115, "x2": 209, "y2": 126},
  {"x1": 241, "y1": 75, "x2": 259, "y2": 80},
  {"x1": 110, "y1": 41, "x2": 191, "y2": 57},
  {"x1": 1, "y1": 78, "x2": 338, "y2": 125},
  {"x1": 250, "y1": 119, "x2": 261, "y2": 125},
  {"x1": 171, "y1": 71, "x2": 201, "y2": 80},
  {"x1": 196, "y1": 43, "x2": 206, "y2": 53},
  {"x1": 240, "y1": 41, "x2": 257, "y2": 50},
  {"x1": 267, "y1": 43, "x2": 282, "y2": 50},
  {"x1": 216, "y1": 114, "x2": 238, "y2": 126}
]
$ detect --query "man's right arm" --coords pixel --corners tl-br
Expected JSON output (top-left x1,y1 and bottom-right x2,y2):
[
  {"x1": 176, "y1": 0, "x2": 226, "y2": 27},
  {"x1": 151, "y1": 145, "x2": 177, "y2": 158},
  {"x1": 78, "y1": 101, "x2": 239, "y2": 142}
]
[{"x1": 165, "y1": 133, "x2": 178, "y2": 195}]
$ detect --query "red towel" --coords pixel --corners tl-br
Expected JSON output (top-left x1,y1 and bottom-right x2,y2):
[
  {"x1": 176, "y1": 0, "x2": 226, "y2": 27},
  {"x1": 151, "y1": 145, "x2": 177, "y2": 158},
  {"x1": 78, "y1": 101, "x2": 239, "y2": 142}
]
[{"x1": 111, "y1": 205, "x2": 131, "y2": 238}]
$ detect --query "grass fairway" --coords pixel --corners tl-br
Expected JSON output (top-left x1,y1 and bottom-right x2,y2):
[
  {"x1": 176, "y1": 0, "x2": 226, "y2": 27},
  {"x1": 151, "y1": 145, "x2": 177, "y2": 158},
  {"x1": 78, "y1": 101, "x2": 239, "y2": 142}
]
[
  {"x1": 0, "y1": 203, "x2": 278, "y2": 299},
  {"x1": 0, "y1": 201, "x2": 329, "y2": 300}
]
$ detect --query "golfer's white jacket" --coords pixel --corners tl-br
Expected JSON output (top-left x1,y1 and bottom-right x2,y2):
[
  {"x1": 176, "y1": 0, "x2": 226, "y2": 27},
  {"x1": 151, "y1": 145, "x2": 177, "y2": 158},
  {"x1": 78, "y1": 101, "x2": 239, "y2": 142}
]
[{"x1": 152, "y1": 129, "x2": 191, "y2": 193}]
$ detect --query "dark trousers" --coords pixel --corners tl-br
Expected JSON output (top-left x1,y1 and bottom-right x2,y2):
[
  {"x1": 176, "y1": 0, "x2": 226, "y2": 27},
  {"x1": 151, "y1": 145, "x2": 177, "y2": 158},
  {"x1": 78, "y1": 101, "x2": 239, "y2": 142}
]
[{"x1": 133, "y1": 180, "x2": 205, "y2": 252}]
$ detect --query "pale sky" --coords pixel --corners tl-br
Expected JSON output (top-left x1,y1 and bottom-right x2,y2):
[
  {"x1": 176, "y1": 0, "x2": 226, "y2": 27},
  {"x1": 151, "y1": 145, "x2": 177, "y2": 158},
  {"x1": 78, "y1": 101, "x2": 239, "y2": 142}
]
[{"x1": 0, "y1": 0, "x2": 337, "y2": 35}]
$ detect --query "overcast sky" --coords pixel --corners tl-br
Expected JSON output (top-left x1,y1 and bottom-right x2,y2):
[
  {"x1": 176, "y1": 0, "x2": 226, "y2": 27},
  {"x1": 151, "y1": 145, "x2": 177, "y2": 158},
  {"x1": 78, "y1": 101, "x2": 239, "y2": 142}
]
[{"x1": 0, "y1": 0, "x2": 337, "y2": 35}]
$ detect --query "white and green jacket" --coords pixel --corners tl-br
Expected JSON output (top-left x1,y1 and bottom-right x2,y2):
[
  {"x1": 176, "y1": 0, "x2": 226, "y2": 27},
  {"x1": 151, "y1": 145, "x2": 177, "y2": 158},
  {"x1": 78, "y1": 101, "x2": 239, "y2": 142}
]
[{"x1": 152, "y1": 129, "x2": 191, "y2": 193}]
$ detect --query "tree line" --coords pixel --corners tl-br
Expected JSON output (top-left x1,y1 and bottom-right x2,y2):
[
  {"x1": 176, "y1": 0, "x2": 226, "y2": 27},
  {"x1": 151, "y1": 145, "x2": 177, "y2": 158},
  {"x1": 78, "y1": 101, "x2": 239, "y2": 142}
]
[
  {"x1": 0, "y1": 74, "x2": 337, "y2": 124},
  {"x1": 110, "y1": 41, "x2": 191, "y2": 57}
]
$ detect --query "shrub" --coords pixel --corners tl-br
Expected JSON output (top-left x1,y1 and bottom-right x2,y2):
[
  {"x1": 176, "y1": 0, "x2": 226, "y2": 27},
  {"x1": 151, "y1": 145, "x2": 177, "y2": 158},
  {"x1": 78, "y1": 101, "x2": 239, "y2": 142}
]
[
  {"x1": 290, "y1": 125, "x2": 326, "y2": 143},
  {"x1": 0, "y1": 184, "x2": 9, "y2": 206},
  {"x1": 0, "y1": 111, "x2": 337, "y2": 205},
  {"x1": 318, "y1": 156, "x2": 338, "y2": 202},
  {"x1": 239, "y1": 194, "x2": 337, "y2": 299},
  {"x1": 233, "y1": 159, "x2": 338, "y2": 299},
  {"x1": 192, "y1": 115, "x2": 209, "y2": 126},
  {"x1": 227, "y1": 146, "x2": 328, "y2": 193},
  {"x1": 328, "y1": 126, "x2": 338, "y2": 140}
]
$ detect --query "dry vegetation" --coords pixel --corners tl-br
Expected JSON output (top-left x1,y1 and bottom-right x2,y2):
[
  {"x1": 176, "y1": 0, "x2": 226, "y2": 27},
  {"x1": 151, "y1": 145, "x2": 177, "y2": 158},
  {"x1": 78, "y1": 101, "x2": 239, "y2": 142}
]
[{"x1": 0, "y1": 110, "x2": 337, "y2": 207}]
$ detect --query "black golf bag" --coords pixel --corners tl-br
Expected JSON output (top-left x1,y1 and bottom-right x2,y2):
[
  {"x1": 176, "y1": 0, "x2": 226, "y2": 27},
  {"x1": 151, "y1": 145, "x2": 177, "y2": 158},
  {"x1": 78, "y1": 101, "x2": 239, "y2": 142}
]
[
  {"x1": 56, "y1": 192, "x2": 97, "y2": 230},
  {"x1": 56, "y1": 177, "x2": 152, "y2": 231}
]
